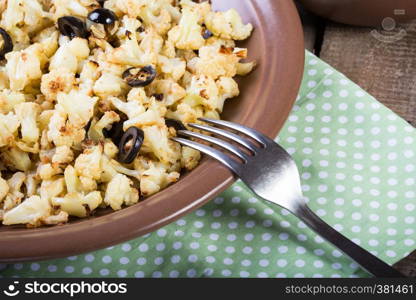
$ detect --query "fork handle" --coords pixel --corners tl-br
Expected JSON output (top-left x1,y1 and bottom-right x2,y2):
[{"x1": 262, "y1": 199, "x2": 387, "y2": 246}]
[{"x1": 294, "y1": 204, "x2": 405, "y2": 277}]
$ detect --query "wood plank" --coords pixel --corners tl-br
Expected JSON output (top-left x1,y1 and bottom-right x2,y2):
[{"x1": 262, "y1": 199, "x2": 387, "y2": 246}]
[
  {"x1": 319, "y1": 21, "x2": 416, "y2": 126},
  {"x1": 296, "y1": 2, "x2": 325, "y2": 52}
]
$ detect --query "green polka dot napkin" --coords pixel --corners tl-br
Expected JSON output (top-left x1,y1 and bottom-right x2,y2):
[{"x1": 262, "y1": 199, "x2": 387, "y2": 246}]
[{"x1": 1, "y1": 51, "x2": 415, "y2": 278}]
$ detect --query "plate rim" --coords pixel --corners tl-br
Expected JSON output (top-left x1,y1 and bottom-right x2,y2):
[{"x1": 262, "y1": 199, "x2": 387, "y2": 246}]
[{"x1": 0, "y1": 0, "x2": 305, "y2": 262}]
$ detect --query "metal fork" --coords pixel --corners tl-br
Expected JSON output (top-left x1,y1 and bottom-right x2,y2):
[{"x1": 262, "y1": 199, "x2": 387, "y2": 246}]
[{"x1": 172, "y1": 118, "x2": 405, "y2": 278}]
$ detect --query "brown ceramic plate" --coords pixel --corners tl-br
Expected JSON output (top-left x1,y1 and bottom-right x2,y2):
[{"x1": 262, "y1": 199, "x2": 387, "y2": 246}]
[
  {"x1": 0, "y1": 0, "x2": 304, "y2": 262},
  {"x1": 299, "y1": 0, "x2": 416, "y2": 26}
]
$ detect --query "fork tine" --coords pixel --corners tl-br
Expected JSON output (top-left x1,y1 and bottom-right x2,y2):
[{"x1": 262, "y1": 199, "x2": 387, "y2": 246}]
[
  {"x1": 188, "y1": 123, "x2": 258, "y2": 153},
  {"x1": 178, "y1": 130, "x2": 248, "y2": 162},
  {"x1": 198, "y1": 118, "x2": 269, "y2": 146},
  {"x1": 171, "y1": 137, "x2": 241, "y2": 174}
]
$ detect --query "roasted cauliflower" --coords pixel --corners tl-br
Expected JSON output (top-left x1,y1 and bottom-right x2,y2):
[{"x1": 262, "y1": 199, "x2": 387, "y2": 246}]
[{"x1": 0, "y1": 0, "x2": 254, "y2": 226}]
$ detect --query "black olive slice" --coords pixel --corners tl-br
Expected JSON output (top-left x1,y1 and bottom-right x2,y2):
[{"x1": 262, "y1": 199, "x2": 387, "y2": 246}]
[
  {"x1": 103, "y1": 120, "x2": 124, "y2": 145},
  {"x1": 88, "y1": 8, "x2": 117, "y2": 25},
  {"x1": 122, "y1": 66, "x2": 157, "y2": 87},
  {"x1": 118, "y1": 127, "x2": 144, "y2": 164},
  {"x1": 165, "y1": 118, "x2": 186, "y2": 132},
  {"x1": 58, "y1": 16, "x2": 90, "y2": 39},
  {"x1": 0, "y1": 28, "x2": 13, "y2": 59}
]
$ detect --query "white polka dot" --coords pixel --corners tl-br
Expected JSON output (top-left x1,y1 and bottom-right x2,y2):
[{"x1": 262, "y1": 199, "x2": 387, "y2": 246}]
[
  {"x1": 323, "y1": 91, "x2": 332, "y2": 98},
  {"x1": 171, "y1": 255, "x2": 181, "y2": 264},
  {"x1": 120, "y1": 257, "x2": 129, "y2": 265},
  {"x1": 157, "y1": 229, "x2": 167, "y2": 237},
  {"x1": 102, "y1": 256, "x2": 112, "y2": 264},
  {"x1": 100, "y1": 269, "x2": 110, "y2": 276},
  {"x1": 386, "y1": 250, "x2": 397, "y2": 257},
  {"x1": 323, "y1": 78, "x2": 333, "y2": 85},
  {"x1": 138, "y1": 243, "x2": 149, "y2": 252},
  {"x1": 243, "y1": 247, "x2": 253, "y2": 254},
  {"x1": 64, "y1": 266, "x2": 74, "y2": 273},
  {"x1": 295, "y1": 260, "x2": 305, "y2": 267},
  {"x1": 225, "y1": 246, "x2": 236, "y2": 254},
  {"x1": 31, "y1": 263, "x2": 40, "y2": 271},
  {"x1": 117, "y1": 270, "x2": 127, "y2": 277},
  {"x1": 259, "y1": 259, "x2": 269, "y2": 267},
  {"x1": 47, "y1": 265, "x2": 57, "y2": 272},
  {"x1": 278, "y1": 246, "x2": 288, "y2": 253},
  {"x1": 133, "y1": 271, "x2": 145, "y2": 278},
  {"x1": 121, "y1": 244, "x2": 131, "y2": 252},
  {"x1": 207, "y1": 245, "x2": 217, "y2": 252},
  {"x1": 339, "y1": 90, "x2": 349, "y2": 97}
]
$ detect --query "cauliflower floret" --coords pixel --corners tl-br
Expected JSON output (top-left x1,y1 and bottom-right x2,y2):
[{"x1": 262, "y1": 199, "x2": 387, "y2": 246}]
[
  {"x1": 32, "y1": 26, "x2": 60, "y2": 58},
  {"x1": 78, "y1": 60, "x2": 100, "y2": 96},
  {"x1": 3, "y1": 195, "x2": 50, "y2": 225},
  {"x1": 51, "y1": 0, "x2": 99, "y2": 20},
  {"x1": 0, "y1": 112, "x2": 20, "y2": 147},
  {"x1": 104, "y1": 173, "x2": 139, "y2": 210},
  {"x1": 205, "y1": 8, "x2": 253, "y2": 40},
  {"x1": 158, "y1": 56, "x2": 186, "y2": 82},
  {"x1": 42, "y1": 211, "x2": 69, "y2": 225},
  {"x1": 140, "y1": 7, "x2": 171, "y2": 35},
  {"x1": 110, "y1": 96, "x2": 145, "y2": 119},
  {"x1": 103, "y1": 0, "x2": 144, "y2": 18},
  {"x1": 141, "y1": 125, "x2": 179, "y2": 164},
  {"x1": 47, "y1": 110, "x2": 86, "y2": 147},
  {"x1": 52, "y1": 145, "x2": 74, "y2": 164},
  {"x1": 88, "y1": 111, "x2": 120, "y2": 141},
  {"x1": 188, "y1": 45, "x2": 244, "y2": 79},
  {"x1": 39, "y1": 176, "x2": 65, "y2": 201},
  {"x1": 168, "y1": 6, "x2": 205, "y2": 50},
  {"x1": 185, "y1": 75, "x2": 219, "y2": 111},
  {"x1": 139, "y1": 161, "x2": 179, "y2": 196},
  {"x1": 180, "y1": 0, "x2": 211, "y2": 19},
  {"x1": 0, "y1": 174, "x2": 9, "y2": 202},
  {"x1": 123, "y1": 100, "x2": 166, "y2": 130},
  {"x1": 103, "y1": 139, "x2": 118, "y2": 158},
  {"x1": 2, "y1": 172, "x2": 25, "y2": 210},
  {"x1": 181, "y1": 146, "x2": 200, "y2": 171},
  {"x1": 107, "y1": 16, "x2": 156, "y2": 66},
  {"x1": 1, "y1": 0, "x2": 50, "y2": 35},
  {"x1": 51, "y1": 191, "x2": 102, "y2": 218},
  {"x1": 150, "y1": 79, "x2": 186, "y2": 106},
  {"x1": 64, "y1": 164, "x2": 80, "y2": 193},
  {"x1": 0, "y1": 90, "x2": 26, "y2": 114},
  {"x1": 1, "y1": 147, "x2": 31, "y2": 171},
  {"x1": 237, "y1": 61, "x2": 256, "y2": 76},
  {"x1": 166, "y1": 102, "x2": 203, "y2": 124},
  {"x1": 49, "y1": 37, "x2": 90, "y2": 73},
  {"x1": 74, "y1": 145, "x2": 102, "y2": 191},
  {"x1": 57, "y1": 90, "x2": 98, "y2": 128},
  {"x1": 14, "y1": 102, "x2": 41, "y2": 144},
  {"x1": 41, "y1": 69, "x2": 75, "y2": 102},
  {"x1": 37, "y1": 163, "x2": 62, "y2": 180},
  {"x1": 5, "y1": 43, "x2": 48, "y2": 91},
  {"x1": 216, "y1": 76, "x2": 239, "y2": 112},
  {"x1": 93, "y1": 72, "x2": 126, "y2": 98},
  {"x1": 24, "y1": 172, "x2": 39, "y2": 196}
]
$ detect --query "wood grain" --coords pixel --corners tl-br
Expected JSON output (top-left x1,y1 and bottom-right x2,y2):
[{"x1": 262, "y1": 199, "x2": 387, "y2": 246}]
[{"x1": 319, "y1": 21, "x2": 416, "y2": 126}]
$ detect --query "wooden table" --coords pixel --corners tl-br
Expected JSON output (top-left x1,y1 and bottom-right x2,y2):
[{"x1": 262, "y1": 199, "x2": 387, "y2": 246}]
[{"x1": 297, "y1": 3, "x2": 416, "y2": 277}]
